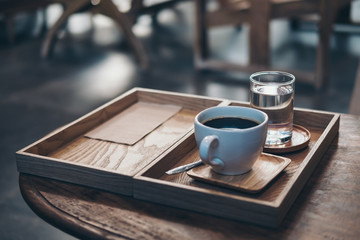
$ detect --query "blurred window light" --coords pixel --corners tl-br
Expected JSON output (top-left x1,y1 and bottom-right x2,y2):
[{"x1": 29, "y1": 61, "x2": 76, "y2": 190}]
[
  {"x1": 351, "y1": 0, "x2": 360, "y2": 23},
  {"x1": 77, "y1": 54, "x2": 135, "y2": 100},
  {"x1": 132, "y1": 15, "x2": 152, "y2": 37}
]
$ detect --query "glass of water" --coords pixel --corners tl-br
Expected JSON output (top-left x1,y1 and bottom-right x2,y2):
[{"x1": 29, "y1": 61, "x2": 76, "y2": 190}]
[{"x1": 249, "y1": 71, "x2": 295, "y2": 145}]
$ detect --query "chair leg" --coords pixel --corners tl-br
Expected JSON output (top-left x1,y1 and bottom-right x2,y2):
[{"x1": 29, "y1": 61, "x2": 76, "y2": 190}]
[
  {"x1": 349, "y1": 61, "x2": 360, "y2": 115},
  {"x1": 96, "y1": 0, "x2": 148, "y2": 69},
  {"x1": 194, "y1": 0, "x2": 209, "y2": 68},
  {"x1": 315, "y1": 0, "x2": 337, "y2": 89},
  {"x1": 249, "y1": 0, "x2": 270, "y2": 66},
  {"x1": 129, "y1": 0, "x2": 143, "y2": 24},
  {"x1": 41, "y1": 0, "x2": 89, "y2": 58}
]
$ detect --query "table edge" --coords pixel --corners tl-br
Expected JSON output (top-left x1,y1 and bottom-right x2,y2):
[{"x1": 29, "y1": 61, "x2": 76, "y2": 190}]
[{"x1": 18, "y1": 174, "x2": 127, "y2": 240}]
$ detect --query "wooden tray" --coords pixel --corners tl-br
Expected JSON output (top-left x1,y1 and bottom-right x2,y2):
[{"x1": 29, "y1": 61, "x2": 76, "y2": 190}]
[
  {"x1": 16, "y1": 88, "x2": 225, "y2": 196},
  {"x1": 134, "y1": 101, "x2": 340, "y2": 228},
  {"x1": 16, "y1": 88, "x2": 340, "y2": 228}
]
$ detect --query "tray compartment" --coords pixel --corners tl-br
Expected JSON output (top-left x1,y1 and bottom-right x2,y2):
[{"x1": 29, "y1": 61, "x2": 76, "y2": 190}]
[
  {"x1": 16, "y1": 88, "x2": 225, "y2": 195},
  {"x1": 134, "y1": 102, "x2": 340, "y2": 227}
]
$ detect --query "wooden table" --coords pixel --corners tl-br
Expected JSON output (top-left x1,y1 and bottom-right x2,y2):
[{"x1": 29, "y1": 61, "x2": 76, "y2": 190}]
[{"x1": 19, "y1": 113, "x2": 360, "y2": 240}]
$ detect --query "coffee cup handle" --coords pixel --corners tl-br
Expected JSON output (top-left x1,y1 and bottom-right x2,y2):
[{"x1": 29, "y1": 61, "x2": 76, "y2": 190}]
[{"x1": 199, "y1": 135, "x2": 224, "y2": 168}]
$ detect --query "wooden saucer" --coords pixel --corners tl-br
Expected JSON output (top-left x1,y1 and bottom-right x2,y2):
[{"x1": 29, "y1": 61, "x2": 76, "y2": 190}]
[
  {"x1": 187, "y1": 153, "x2": 291, "y2": 194},
  {"x1": 264, "y1": 124, "x2": 311, "y2": 154}
]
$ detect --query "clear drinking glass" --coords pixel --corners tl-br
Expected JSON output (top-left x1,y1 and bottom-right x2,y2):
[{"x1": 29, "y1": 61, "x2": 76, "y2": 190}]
[{"x1": 249, "y1": 71, "x2": 295, "y2": 145}]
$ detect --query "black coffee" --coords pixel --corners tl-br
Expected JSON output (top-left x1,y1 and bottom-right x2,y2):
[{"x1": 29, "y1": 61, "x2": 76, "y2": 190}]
[{"x1": 203, "y1": 117, "x2": 259, "y2": 130}]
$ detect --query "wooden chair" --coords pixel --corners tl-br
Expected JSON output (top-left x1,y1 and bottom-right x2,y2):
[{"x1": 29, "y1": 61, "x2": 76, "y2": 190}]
[
  {"x1": 41, "y1": 0, "x2": 185, "y2": 69},
  {"x1": 194, "y1": 0, "x2": 353, "y2": 89},
  {"x1": 349, "y1": 61, "x2": 360, "y2": 115},
  {"x1": 40, "y1": 0, "x2": 149, "y2": 69}
]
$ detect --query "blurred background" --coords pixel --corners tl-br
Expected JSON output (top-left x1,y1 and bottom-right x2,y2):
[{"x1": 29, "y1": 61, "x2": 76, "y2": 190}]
[{"x1": 1, "y1": 0, "x2": 359, "y2": 239}]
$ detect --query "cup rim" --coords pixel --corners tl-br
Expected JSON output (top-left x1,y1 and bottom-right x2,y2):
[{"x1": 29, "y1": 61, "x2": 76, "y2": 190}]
[
  {"x1": 250, "y1": 71, "x2": 295, "y2": 86},
  {"x1": 195, "y1": 106, "x2": 268, "y2": 132}
]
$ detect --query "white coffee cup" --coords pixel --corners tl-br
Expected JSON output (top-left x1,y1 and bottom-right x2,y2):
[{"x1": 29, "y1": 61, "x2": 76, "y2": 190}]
[{"x1": 194, "y1": 106, "x2": 268, "y2": 175}]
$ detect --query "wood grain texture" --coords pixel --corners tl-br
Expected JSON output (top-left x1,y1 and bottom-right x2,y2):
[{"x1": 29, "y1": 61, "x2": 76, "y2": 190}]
[
  {"x1": 16, "y1": 88, "x2": 224, "y2": 195},
  {"x1": 49, "y1": 108, "x2": 195, "y2": 176},
  {"x1": 18, "y1": 114, "x2": 360, "y2": 239}
]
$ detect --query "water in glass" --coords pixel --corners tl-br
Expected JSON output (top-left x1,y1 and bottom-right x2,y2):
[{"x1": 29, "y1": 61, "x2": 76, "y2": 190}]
[{"x1": 250, "y1": 83, "x2": 294, "y2": 145}]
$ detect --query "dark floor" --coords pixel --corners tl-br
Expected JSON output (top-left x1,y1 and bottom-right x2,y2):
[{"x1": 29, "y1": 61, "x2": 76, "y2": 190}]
[{"x1": 1, "y1": 2, "x2": 359, "y2": 239}]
